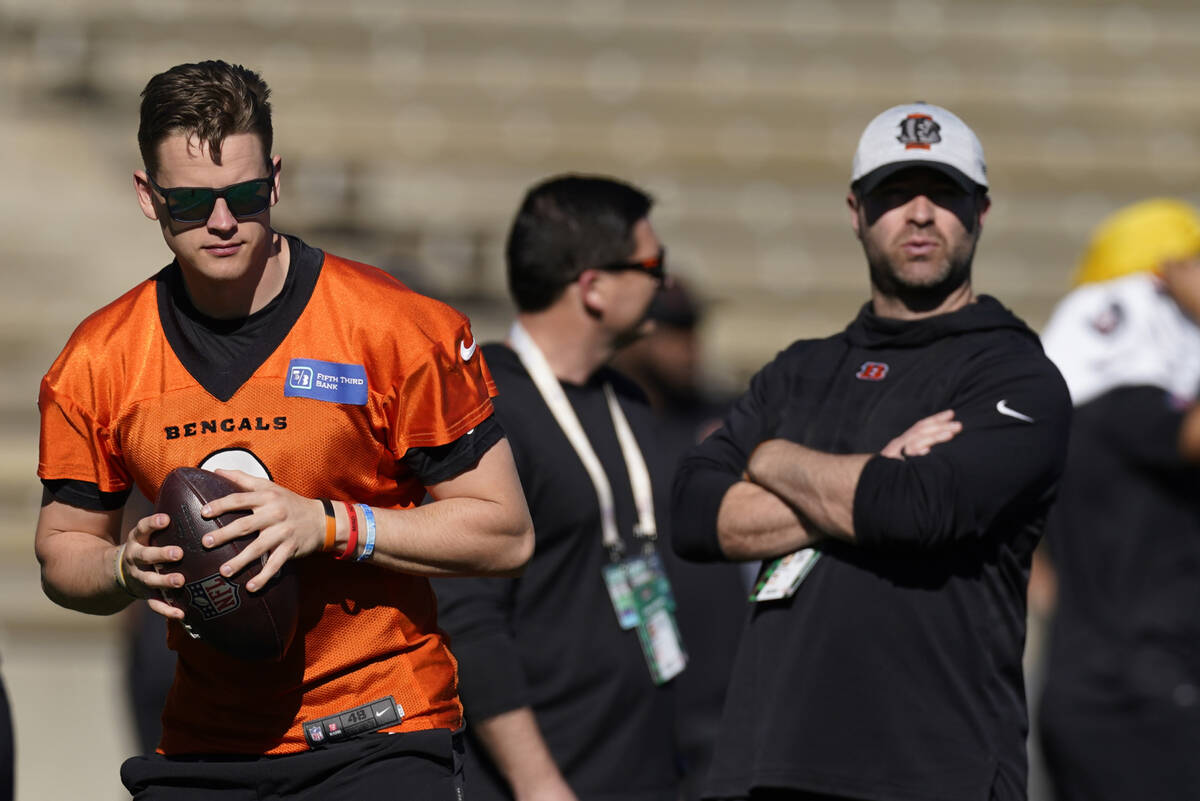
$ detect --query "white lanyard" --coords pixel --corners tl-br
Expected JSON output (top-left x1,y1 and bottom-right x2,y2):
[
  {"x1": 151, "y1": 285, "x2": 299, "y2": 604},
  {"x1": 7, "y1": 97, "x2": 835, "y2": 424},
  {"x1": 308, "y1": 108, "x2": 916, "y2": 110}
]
[{"x1": 508, "y1": 322, "x2": 658, "y2": 555}]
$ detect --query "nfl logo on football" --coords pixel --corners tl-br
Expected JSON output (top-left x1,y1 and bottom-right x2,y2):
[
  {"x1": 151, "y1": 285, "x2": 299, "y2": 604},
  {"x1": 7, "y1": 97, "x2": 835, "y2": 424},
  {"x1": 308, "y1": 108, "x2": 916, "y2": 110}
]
[{"x1": 187, "y1": 574, "x2": 242, "y2": 620}]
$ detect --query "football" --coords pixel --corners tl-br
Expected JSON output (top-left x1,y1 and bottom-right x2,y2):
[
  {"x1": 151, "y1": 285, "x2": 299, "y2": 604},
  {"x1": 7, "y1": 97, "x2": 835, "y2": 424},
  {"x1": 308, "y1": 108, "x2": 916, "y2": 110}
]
[{"x1": 151, "y1": 467, "x2": 299, "y2": 661}]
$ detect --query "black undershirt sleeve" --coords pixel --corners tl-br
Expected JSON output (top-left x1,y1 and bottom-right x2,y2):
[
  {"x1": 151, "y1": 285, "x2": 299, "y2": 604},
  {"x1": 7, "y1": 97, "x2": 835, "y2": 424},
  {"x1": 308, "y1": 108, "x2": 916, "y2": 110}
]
[
  {"x1": 853, "y1": 352, "x2": 1072, "y2": 550},
  {"x1": 41, "y1": 479, "x2": 130, "y2": 511},
  {"x1": 401, "y1": 415, "x2": 505, "y2": 486}
]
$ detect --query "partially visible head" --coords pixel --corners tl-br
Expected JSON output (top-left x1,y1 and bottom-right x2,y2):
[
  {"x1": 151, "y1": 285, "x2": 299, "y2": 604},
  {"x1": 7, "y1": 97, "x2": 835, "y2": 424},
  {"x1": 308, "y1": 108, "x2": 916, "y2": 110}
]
[
  {"x1": 847, "y1": 102, "x2": 990, "y2": 312},
  {"x1": 643, "y1": 279, "x2": 700, "y2": 331},
  {"x1": 506, "y1": 174, "x2": 657, "y2": 313},
  {"x1": 611, "y1": 279, "x2": 704, "y2": 408},
  {"x1": 138, "y1": 60, "x2": 273, "y2": 179},
  {"x1": 1074, "y1": 199, "x2": 1200, "y2": 286}
]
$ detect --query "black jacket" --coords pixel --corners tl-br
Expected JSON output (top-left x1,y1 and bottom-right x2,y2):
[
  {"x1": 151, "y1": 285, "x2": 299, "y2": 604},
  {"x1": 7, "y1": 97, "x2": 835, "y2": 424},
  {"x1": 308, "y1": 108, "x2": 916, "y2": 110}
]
[
  {"x1": 672, "y1": 296, "x2": 1071, "y2": 801},
  {"x1": 434, "y1": 344, "x2": 680, "y2": 801}
]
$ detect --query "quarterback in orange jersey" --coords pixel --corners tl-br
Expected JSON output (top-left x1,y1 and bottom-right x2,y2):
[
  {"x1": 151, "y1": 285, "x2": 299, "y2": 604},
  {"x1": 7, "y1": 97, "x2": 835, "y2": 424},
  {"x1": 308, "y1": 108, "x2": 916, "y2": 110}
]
[{"x1": 34, "y1": 60, "x2": 533, "y2": 800}]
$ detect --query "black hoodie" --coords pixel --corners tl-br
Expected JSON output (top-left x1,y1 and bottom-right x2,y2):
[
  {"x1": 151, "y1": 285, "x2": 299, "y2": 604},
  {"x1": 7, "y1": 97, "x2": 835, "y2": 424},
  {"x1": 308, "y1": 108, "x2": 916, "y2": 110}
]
[{"x1": 672, "y1": 296, "x2": 1071, "y2": 801}]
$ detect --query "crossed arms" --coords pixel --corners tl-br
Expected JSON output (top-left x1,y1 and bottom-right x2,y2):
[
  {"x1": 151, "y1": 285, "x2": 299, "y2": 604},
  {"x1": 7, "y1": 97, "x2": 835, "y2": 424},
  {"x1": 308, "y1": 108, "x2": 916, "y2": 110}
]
[
  {"x1": 713, "y1": 411, "x2": 960, "y2": 561},
  {"x1": 672, "y1": 350, "x2": 1071, "y2": 564}
]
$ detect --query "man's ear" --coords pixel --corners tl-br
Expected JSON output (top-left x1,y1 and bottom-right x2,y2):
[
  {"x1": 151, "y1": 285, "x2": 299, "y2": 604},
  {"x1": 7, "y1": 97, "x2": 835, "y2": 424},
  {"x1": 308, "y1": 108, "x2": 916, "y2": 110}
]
[
  {"x1": 578, "y1": 269, "x2": 607, "y2": 319},
  {"x1": 976, "y1": 192, "x2": 991, "y2": 229},
  {"x1": 847, "y1": 191, "x2": 862, "y2": 239},
  {"x1": 133, "y1": 170, "x2": 159, "y2": 221}
]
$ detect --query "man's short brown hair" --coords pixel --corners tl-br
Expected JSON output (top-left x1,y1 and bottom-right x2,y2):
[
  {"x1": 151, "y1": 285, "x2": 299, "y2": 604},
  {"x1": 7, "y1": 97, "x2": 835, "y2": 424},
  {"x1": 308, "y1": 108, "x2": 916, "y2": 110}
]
[
  {"x1": 506, "y1": 174, "x2": 653, "y2": 312},
  {"x1": 138, "y1": 60, "x2": 273, "y2": 178}
]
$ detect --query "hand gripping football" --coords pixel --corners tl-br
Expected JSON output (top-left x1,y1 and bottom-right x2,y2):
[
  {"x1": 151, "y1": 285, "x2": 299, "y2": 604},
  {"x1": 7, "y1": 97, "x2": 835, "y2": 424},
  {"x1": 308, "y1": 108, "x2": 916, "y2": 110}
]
[{"x1": 151, "y1": 467, "x2": 300, "y2": 661}]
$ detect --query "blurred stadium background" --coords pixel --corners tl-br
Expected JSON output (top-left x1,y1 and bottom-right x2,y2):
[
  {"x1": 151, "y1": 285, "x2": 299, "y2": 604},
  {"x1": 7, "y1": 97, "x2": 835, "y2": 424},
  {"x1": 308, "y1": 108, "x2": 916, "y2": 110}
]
[{"x1": 3, "y1": 0, "x2": 1200, "y2": 798}]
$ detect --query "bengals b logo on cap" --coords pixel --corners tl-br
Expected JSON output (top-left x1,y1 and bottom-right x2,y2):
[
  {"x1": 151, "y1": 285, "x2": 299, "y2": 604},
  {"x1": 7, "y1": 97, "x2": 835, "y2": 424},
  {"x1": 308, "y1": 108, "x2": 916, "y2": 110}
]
[{"x1": 897, "y1": 114, "x2": 941, "y2": 150}]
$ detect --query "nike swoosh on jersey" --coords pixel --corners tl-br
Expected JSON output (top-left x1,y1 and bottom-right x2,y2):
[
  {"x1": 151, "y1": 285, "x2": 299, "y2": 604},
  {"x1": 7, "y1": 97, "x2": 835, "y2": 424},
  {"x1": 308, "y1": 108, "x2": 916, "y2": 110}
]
[
  {"x1": 995, "y1": 399, "x2": 1034, "y2": 423},
  {"x1": 460, "y1": 338, "x2": 478, "y2": 361}
]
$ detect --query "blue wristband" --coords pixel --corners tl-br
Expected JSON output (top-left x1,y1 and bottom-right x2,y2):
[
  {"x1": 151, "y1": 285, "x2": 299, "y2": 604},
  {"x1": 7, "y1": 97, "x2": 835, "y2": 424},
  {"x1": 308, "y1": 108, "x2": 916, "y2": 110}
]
[{"x1": 355, "y1": 504, "x2": 376, "y2": 562}]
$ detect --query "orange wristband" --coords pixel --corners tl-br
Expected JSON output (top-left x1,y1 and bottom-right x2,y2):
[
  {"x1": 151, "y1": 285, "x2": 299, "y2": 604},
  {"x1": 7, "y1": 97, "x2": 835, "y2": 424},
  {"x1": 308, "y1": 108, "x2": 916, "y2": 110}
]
[
  {"x1": 338, "y1": 501, "x2": 359, "y2": 560},
  {"x1": 320, "y1": 499, "x2": 337, "y2": 552}
]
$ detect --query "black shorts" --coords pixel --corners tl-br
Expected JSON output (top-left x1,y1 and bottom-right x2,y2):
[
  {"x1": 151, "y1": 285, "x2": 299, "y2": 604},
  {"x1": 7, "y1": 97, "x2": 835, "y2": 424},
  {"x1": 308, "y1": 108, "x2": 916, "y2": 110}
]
[{"x1": 120, "y1": 728, "x2": 464, "y2": 801}]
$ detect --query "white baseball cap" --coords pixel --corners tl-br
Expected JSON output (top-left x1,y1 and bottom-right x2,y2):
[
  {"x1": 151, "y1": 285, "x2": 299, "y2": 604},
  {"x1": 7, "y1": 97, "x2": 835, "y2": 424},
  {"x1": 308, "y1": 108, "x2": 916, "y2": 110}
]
[{"x1": 850, "y1": 102, "x2": 988, "y2": 194}]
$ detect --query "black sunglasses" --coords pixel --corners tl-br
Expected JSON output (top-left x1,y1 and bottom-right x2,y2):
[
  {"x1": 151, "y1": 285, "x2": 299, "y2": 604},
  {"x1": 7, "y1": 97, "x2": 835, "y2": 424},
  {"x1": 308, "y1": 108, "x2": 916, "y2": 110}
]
[
  {"x1": 148, "y1": 166, "x2": 275, "y2": 224},
  {"x1": 595, "y1": 246, "x2": 667, "y2": 283}
]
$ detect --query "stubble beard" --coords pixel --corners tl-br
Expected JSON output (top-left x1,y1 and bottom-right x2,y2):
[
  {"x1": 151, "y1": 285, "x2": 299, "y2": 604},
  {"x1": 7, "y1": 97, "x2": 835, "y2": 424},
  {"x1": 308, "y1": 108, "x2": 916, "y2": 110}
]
[{"x1": 865, "y1": 233, "x2": 978, "y2": 313}]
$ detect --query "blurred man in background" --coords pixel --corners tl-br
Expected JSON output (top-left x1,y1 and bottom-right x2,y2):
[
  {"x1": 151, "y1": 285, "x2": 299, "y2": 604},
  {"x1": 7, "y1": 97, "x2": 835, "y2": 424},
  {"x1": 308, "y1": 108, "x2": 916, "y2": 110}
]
[
  {"x1": 434, "y1": 174, "x2": 685, "y2": 801},
  {"x1": 1038, "y1": 199, "x2": 1200, "y2": 801},
  {"x1": 611, "y1": 280, "x2": 729, "y2": 457},
  {"x1": 672, "y1": 102, "x2": 1071, "y2": 801},
  {"x1": 612, "y1": 281, "x2": 749, "y2": 801}
]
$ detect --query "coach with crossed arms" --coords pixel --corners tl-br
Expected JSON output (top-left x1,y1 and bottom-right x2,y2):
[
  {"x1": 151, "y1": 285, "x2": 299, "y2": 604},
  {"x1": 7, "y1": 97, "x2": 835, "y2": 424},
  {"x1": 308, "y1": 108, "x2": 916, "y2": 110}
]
[{"x1": 672, "y1": 103, "x2": 1071, "y2": 801}]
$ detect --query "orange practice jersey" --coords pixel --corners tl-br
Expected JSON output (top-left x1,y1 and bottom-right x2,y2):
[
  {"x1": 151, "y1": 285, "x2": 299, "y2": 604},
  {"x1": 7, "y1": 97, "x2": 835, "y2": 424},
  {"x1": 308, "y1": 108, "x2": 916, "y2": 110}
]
[{"x1": 39, "y1": 248, "x2": 496, "y2": 755}]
